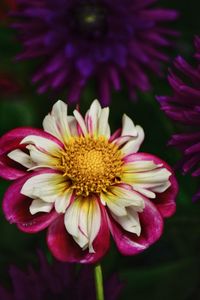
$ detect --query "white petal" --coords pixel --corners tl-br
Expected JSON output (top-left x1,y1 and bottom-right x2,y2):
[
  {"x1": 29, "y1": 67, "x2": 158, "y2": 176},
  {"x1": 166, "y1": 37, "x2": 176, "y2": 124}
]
[
  {"x1": 43, "y1": 100, "x2": 71, "y2": 143},
  {"x1": 29, "y1": 199, "x2": 53, "y2": 215},
  {"x1": 81, "y1": 198, "x2": 101, "y2": 253},
  {"x1": 113, "y1": 136, "x2": 131, "y2": 147},
  {"x1": 123, "y1": 166, "x2": 171, "y2": 198},
  {"x1": 133, "y1": 186, "x2": 156, "y2": 199},
  {"x1": 21, "y1": 173, "x2": 68, "y2": 203},
  {"x1": 151, "y1": 181, "x2": 171, "y2": 193},
  {"x1": 123, "y1": 161, "x2": 163, "y2": 173},
  {"x1": 111, "y1": 186, "x2": 145, "y2": 208},
  {"x1": 27, "y1": 145, "x2": 59, "y2": 167},
  {"x1": 20, "y1": 135, "x2": 62, "y2": 155},
  {"x1": 127, "y1": 168, "x2": 171, "y2": 184},
  {"x1": 7, "y1": 149, "x2": 35, "y2": 168},
  {"x1": 64, "y1": 197, "x2": 101, "y2": 252},
  {"x1": 98, "y1": 107, "x2": 110, "y2": 138},
  {"x1": 121, "y1": 126, "x2": 144, "y2": 155},
  {"x1": 64, "y1": 199, "x2": 88, "y2": 249},
  {"x1": 121, "y1": 114, "x2": 138, "y2": 136},
  {"x1": 55, "y1": 189, "x2": 73, "y2": 213},
  {"x1": 101, "y1": 186, "x2": 144, "y2": 217},
  {"x1": 67, "y1": 116, "x2": 79, "y2": 137},
  {"x1": 73, "y1": 110, "x2": 88, "y2": 136},
  {"x1": 85, "y1": 99, "x2": 101, "y2": 135},
  {"x1": 112, "y1": 206, "x2": 141, "y2": 236}
]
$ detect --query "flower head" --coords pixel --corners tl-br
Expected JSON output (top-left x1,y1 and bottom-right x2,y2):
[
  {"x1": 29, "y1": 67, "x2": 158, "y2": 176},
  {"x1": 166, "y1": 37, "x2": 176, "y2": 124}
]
[
  {"x1": 0, "y1": 251, "x2": 123, "y2": 300},
  {"x1": 157, "y1": 36, "x2": 200, "y2": 201},
  {"x1": 0, "y1": 99, "x2": 178, "y2": 263},
  {"x1": 13, "y1": 0, "x2": 178, "y2": 104}
]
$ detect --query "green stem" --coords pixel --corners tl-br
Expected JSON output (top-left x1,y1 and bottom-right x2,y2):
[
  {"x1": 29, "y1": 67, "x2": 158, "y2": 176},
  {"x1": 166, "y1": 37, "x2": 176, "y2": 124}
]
[{"x1": 94, "y1": 263, "x2": 104, "y2": 300}]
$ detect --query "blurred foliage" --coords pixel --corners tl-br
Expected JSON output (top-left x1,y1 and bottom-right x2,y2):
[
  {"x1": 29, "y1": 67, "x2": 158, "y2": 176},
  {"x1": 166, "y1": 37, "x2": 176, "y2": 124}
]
[{"x1": 1, "y1": 0, "x2": 200, "y2": 299}]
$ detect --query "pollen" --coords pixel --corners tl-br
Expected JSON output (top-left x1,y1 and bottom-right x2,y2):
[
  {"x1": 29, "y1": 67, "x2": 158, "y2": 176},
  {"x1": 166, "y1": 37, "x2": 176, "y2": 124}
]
[{"x1": 59, "y1": 136, "x2": 123, "y2": 196}]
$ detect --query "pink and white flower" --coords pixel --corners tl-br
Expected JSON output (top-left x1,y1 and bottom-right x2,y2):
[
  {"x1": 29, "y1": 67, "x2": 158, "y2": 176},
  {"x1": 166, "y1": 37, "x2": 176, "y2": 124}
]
[{"x1": 0, "y1": 100, "x2": 178, "y2": 263}]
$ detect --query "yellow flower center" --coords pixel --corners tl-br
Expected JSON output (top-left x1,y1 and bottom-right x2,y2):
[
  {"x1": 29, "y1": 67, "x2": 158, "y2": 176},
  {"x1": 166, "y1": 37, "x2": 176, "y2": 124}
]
[{"x1": 60, "y1": 136, "x2": 123, "y2": 196}]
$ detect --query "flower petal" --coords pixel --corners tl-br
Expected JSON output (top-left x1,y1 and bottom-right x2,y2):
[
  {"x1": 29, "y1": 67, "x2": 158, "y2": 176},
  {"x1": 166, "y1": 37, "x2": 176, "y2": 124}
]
[
  {"x1": 108, "y1": 198, "x2": 163, "y2": 255},
  {"x1": 64, "y1": 196, "x2": 101, "y2": 252},
  {"x1": 112, "y1": 206, "x2": 141, "y2": 236},
  {"x1": 30, "y1": 199, "x2": 53, "y2": 214},
  {"x1": 7, "y1": 149, "x2": 35, "y2": 169},
  {"x1": 121, "y1": 114, "x2": 138, "y2": 136},
  {"x1": 0, "y1": 127, "x2": 62, "y2": 180},
  {"x1": 85, "y1": 99, "x2": 101, "y2": 135},
  {"x1": 21, "y1": 172, "x2": 69, "y2": 204},
  {"x1": 26, "y1": 144, "x2": 60, "y2": 169},
  {"x1": 120, "y1": 126, "x2": 144, "y2": 155},
  {"x1": 73, "y1": 110, "x2": 88, "y2": 136},
  {"x1": 67, "y1": 116, "x2": 79, "y2": 137},
  {"x1": 20, "y1": 135, "x2": 63, "y2": 156},
  {"x1": 0, "y1": 156, "x2": 26, "y2": 180},
  {"x1": 55, "y1": 189, "x2": 74, "y2": 213},
  {"x1": 2, "y1": 170, "x2": 58, "y2": 233},
  {"x1": 98, "y1": 107, "x2": 110, "y2": 138},
  {"x1": 43, "y1": 100, "x2": 72, "y2": 144},
  {"x1": 47, "y1": 204, "x2": 110, "y2": 263},
  {"x1": 101, "y1": 185, "x2": 144, "y2": 217},
  {"x1": 123, "y1": 153, "x2": 178, "y2": 217}
]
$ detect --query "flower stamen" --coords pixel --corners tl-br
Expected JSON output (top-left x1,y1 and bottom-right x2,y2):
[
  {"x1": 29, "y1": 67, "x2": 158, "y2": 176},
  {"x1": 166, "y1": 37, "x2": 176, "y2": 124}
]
[{"x1": 59, "y1": 136, "x2": 123, "y2": 196}]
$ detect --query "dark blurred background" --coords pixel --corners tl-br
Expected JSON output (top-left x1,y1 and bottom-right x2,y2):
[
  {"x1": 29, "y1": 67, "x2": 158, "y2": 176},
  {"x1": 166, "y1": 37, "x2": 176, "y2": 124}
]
[{"x1": 1, "y1": 0, "x2": 200, "y2": 299}]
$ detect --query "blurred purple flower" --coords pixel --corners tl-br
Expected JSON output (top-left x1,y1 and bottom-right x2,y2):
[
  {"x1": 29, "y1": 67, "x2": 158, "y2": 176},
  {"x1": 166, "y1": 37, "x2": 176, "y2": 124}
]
[
  {"x1": 13, "y1": 0, "x2": 178, "y2": 105},
  {"x1": 0, "y1": 251, "x2": 123, "y2": 300},
  {"x1": 157, "y1": 36, "x2": 200, "y2": 201}
]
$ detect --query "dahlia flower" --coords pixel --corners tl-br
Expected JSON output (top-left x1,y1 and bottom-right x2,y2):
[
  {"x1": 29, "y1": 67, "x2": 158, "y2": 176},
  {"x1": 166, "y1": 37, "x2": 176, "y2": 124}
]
[
  {"x1": 0, "y1": 100, "x2": 178, "y2": 263},
  {"x1": 0, "y1": 251, "x2": 123, "y2": 300},
  {"x1": 157, "y1": 36, "x2": 200, "y2": 201},
  {"x1": 13, "y1": 0, "x2": 178, "y2": 104}
]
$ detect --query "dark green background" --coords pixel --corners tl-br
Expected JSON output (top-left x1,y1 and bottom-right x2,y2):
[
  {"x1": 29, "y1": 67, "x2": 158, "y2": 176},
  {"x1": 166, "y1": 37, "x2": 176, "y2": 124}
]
[{"x1": 1, "y1": 1, "x2": 200, "y2": 299}]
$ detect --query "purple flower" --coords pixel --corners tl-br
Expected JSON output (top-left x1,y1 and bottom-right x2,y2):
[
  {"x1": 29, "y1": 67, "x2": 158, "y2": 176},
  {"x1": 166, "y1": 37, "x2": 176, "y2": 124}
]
[
  {"x1": 157, "y1": 36, "x2": 200, "y2": 201},
  {"x1": 13, "y1": 0, "x2": 178, "y2": 105},
  {"x1": 0, "y1": 251, "x2": 123, "y2": 300}
]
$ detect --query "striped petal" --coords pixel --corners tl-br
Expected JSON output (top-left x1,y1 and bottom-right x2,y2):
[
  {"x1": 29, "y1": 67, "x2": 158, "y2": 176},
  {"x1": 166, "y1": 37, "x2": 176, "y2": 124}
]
[
  {"x1": 2, "y1": 170, "x2": 58, "y2": 233},
  {"x1": 20, "y1": 135, "x2": 63, "y2": 156},
  {"x1": 123, "y1": 153, "x2": 178, "y2": 217},
  {"x1": 85, "y1": 100, "x2": 110, "y2": 138},
  {"x1": 47, "y1": 207, "x2": 110, "y2": 264},
  {"x1": 73, "y1": 109, "x2": 88, "y2": 136},
  {"x1": 21, "y1": 172, "x2": 70, "y2": 204},
  {"x1": 64, "y1": 196, "x2": 101, "y2": 252},
  {"x1": 43, "y1": 100, "x2": 72, "y2": 144},
  {"x1": 67, "y1": 116, "x2": 79, "y2": 137},
  {"x1": 26, "y1": 144, "x2": 60, "y2": 169},
  {"x1": 122, "y1": 158, "x2": 171, "y2": 199},
  {"x1": 85, "y1": 99, "x2": 101, "y2": 135},
  {"x1": 55, "y1": 189, "x2": 74, "y2": 213},
  {"x1": 0, "y1": 127, "x2": 62, "y2": 180},
  {"x1": 120, "y1": 126, "x2": 145, "y2": 156},
  {"x1": 98, "y1": 107, "x2": 110, "y2": 138},
  {"x1": 108, "y1": 198, "x2": 163, "y2": 255},
  {"x1": 100, "y1": 185, "x2": 144, "y2": 217},
  {"x1": 111, "y1": 206, "x2": 141, "y2": 236}
]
